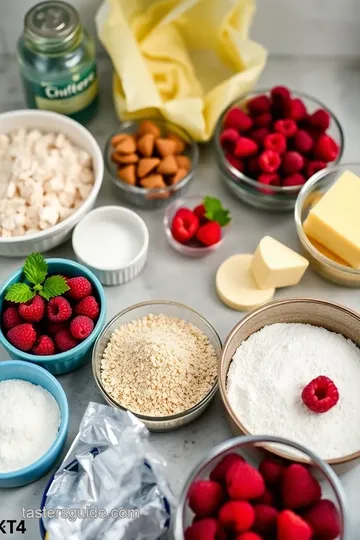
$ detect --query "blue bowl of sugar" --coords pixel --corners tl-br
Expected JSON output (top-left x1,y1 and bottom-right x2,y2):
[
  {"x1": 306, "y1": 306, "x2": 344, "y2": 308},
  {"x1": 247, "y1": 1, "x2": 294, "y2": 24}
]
[
  {"x1": 0, "y1": 360, "x2": 69, "y2": 488},
  {"x1": 0, "y1": 258, "x2": 107, "y2": 375}
]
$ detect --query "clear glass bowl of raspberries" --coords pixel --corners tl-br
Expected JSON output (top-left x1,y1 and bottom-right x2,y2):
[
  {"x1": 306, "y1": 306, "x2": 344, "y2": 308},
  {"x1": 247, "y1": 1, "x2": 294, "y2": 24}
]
[
  {"x1": 174, "y1": 435, "x2": 349, "y2": 540},
  {"x1": 104, "y1": 118, "x2": 199, "y2": 209},
  {"x1": 0, "y1": 256, "x2": 106, "y2": 375},
  {"x1": 295, "y1": 163, "x2": 360, "y2": 286},
  {"x1": 214, "y1": 86, "x2": 344, "y2": 212}
]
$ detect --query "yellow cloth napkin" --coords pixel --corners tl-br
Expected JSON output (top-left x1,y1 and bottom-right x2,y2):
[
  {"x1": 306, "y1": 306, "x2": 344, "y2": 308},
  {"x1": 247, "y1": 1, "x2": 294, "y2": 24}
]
[{"x1": 95, "y1": 0, "x2": 267, "y2": 141}]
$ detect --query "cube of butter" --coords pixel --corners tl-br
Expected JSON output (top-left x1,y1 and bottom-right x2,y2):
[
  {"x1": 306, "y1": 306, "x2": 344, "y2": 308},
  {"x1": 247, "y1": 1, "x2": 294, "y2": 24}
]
[
  {"x1": 251, "y1": 236, "x2": 309, "y2": 289},
  {"x1": 303, "y1": 170, "x2": 360, "y2": 268}
]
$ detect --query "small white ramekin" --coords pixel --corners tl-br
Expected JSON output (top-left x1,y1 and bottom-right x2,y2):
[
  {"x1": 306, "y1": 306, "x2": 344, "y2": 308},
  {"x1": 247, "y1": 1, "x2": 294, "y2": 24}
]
[
  {"x1": 72, "y1": 206, "x2": 149, "y2": 286},
  {"x1": 0, "y1": 110, "x2": 103, "y2": 257}
]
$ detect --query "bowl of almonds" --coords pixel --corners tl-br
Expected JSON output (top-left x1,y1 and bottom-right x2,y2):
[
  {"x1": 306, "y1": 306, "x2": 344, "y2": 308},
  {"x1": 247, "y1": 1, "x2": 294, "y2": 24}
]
[{"x1": 104, "y1": 118, "x2": 199, "y2": 208}]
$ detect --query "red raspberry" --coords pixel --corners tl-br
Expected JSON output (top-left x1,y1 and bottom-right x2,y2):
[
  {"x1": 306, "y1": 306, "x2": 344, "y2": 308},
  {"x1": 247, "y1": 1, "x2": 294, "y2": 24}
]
[
  {"x1": 258, "y1": 173, "x2": 281, "y2": 195},
  {"x1": 47, "y1": 321, "x2": 67, "y2": 334},
  {"x1": 2, "y1": 307, "x2": 23, "y2": 331},
  {"x1": 259, "y1": 459, "x2": 286, "y2": 486},
  {"x1": 274, "y1": 119, "x2": 297, "y2": 138},
  {"x1": 219, "y1": 501, "x2": 255, "y2": 533},
  {"x1": 246, "y1": 156, "x2": 262, "y2": 177},
  {"x1": 282, "y1": 464, "x2": 321, "y2": 509},
  {"x1": 293, "y1": 130, "x2": 314, "y2": 154},
  {"x1": 271, "y1": 85, "x2": 291, "y2": 104},
  {"x1": 247, "y1": 94, "x2": 271, "y2": 115},
  {"x1": 253, "y1": 113, "x2": 272, "y2": 128},
  {"x1": 286, "y1": 98, "x2": 307, "y2": 121},
  {"x1": 185, "y1": 518, "x2": 223, "y2": 540},
  {"x1": 309, "y1": 108, "x2": 330, "y2": 131},
  {"x1": 172, "y1": 208, "x2": 199, "y2": 244},
  {"x1": 224, "y1": 107, "x2": 253, "y2": 132},
  {"x1": 302, "y1": 375, "x2": 339, "y2": 413},
  {"x1": 258, "y1": 150, "x2": 281, "y2": 173},
  {"x1": 234, "y1": 137, "x2": 258, "y2": 158},
  {"x1": 226, "y1": 153, "x2": 244, "y2": 172},
  {"x1": 306, "y1": 160, "x2": 326, "y2": 179},
  {"x1": 47, "y1": 296, "x2": 72, "y2": 322},
  {"x1": 264, "y1": 133, "x2": 286, "y2": 154},
  {"x1": 282, "y1": 174, "x2": 306, "y2": 188},
  {"x1": 196, "y1": 222, "x2": 221, "y2": 247},
  {"x1": 210, "y1": 453, "x2": 244, "y2": 484},
  {"x1": 226, "y1": 461, "x2": 265, "y2": 500},
  {"x1": 7, "y1": 323, "x2": 36, "y2": 351},
  {"x1": 67, "y1": 277, "x2": 92, "y2": 300},
  {"x1": 253, "y1": 504, "x2": 278, "y2": 535},
  {"x1": 74, "y1": 296, "x2": 100, "y2": 320},
  {"x1": 18, "y1": 295, "x2": 45, "y2": 323},
  {"x1": 188, "y1": 480, "x2": 224, "y2": 517},
  {"x1": 32, "y1": 335, "x2": 56, "y2": 356},
  {"x1": 70, "y1": 315, "x2": 94, "y2": 340},
  {"x1": 304, "y1": 499, "x2": 340, "y2": 539},
  {"x1": 219, "y1": 128, "x2": 239, "y2": 153},
  {"x1": 277, "y1": 510, "x2": 312, "y2": 540},
  {"x1": 55, "y1": 329, "x2": 79, "y2": 352},
  {"x1": 250, "y1": 128, "x2": 270, "y2": 146},
  {"x1": 236, "y1": 533, "x2": 262, "y2": 540},
  {"x1": 314, "y1": 134, "x2": 339, "y2": 162},
  {"x1": 282, "y1": 151, "x2": 304, "y2": 174}
]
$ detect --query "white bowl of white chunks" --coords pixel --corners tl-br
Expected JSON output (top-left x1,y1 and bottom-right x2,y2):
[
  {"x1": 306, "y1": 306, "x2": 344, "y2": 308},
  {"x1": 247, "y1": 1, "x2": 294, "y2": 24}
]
[{"x1": 0, "y1": 110, "x2": 103, "y2": 257}]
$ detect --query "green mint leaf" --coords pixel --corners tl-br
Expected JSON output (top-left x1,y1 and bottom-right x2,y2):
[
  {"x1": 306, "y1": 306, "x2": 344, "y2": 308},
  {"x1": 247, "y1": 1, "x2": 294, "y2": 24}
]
[
  {"x1": 203, "y1": 196, "x2": 231, "y2": 226},
  {"x1": 40, "y1": 275, "x2": 70, "y2": 301},
  {"x1": 5, "y1": 283, "x2": 35, "y2": 304},
  {"x1": 23, "y1": 253, "x2": 48, "y2": 285}
]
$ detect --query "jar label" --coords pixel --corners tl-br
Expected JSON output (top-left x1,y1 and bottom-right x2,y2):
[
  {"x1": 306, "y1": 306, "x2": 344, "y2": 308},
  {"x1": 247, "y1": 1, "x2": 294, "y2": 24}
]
[{"x1": 28, "y1": 63, "x2": 98, "y2": 115}]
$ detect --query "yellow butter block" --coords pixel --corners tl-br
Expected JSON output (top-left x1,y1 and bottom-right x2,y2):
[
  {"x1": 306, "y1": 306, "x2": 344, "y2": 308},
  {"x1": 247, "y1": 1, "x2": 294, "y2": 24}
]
[
  {"x1": 307, "y1": 235, "x2": 350, "y2": 267},
  {"x1": 251, "y1": 236, "x2": 309, "y2": 289},
  {"x1": 303, "y1": 170, "x2": 360, "y2": 269}
]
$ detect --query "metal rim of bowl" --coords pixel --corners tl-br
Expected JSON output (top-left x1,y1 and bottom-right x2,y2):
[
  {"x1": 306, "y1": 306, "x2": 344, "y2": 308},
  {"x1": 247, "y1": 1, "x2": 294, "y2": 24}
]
[
  {"x1": 219, "y1": 297, "x2": 360, "y2": 466},
  {"x1": 213, "y1": 88, "x2": 345, "y2": 194},
  {"x1": 294, "y1": 162, "x2": 360, "y2": 277},
  {"x1": 174, "y1": 434, "x2": 349, "y2": 540},
  {"x1": 163, "y1": 195, "x2": 227, "y2": 255},
  {"x1": 92, "y1": 300, "x2": 222, "y2": 424},
  {"x1": 0, "y1": 109, "x2": 103, "y2": 245},
  {"x1": 104, "y1": 119, "x2": 199, "y2": 196}
]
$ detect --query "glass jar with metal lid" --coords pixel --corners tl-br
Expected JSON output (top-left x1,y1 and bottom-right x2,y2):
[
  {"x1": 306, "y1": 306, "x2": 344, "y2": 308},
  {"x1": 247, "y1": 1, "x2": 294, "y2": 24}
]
[{"x1": 17, "y1": 1, "x2": 99, "y2": 124}]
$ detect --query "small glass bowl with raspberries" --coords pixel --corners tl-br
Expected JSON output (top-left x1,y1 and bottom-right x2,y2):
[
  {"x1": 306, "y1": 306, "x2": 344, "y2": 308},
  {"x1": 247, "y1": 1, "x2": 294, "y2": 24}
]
[
  {"x1": 174, "y1": 435, "x2": 349, "y2": 540},
  {"x1": 164, "y1": 195, "x2": 231, "y2": 257},
  {"x1": 0, "y1": 254, "x2": 106, "y2": 375},
  {"x1": 214, "y1": 86, "x2": 344, "y2": 212}
]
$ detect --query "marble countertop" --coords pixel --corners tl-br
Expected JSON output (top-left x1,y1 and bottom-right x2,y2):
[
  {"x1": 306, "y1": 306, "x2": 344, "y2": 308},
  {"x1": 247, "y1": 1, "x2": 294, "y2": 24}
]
[{"x1": 0, "y1": 54, "x2": 359, "y2": 539}]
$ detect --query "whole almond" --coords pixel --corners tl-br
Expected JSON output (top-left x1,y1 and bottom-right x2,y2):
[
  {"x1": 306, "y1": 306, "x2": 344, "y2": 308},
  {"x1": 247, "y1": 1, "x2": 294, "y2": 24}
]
[
  {"x1": 139, "y1": 120, "x2": 161, "y2": 138},
  {"x1": 157, "y1": 155, "x2": 178, "y2": 175},
  {"x1": 112, "y1": 152, "x2": 138, "y2": 165},
  {"x1": 116, "y1": 135, "x2": 136, "y2": 154},
  {"x1": 155, "y1": 138, "x2": 177, "y2": 157},
  {"x1": 169, "y1": 168, "x2": 187, "y2": 185},
  {"x1": 137, "y1": 133, "x2": 155, "y2": 157},
  {"x1": 111, "y1": 133, "x2": 128, "y2": 147},
  {"x1": 138, "y1": 157, "x2": 160, "y2": 178},
  {"x1": 168, "y1": 132, "x2": 186, "y2": 154},
  {"x1": 117, "y1": 165, "x2": 136, "y2": 185},
  {"x1": 175, "y1": 155, "x2": 191, "y2": 170},
  {"x1": 140, "y1": 174, "x2": 166, "y2": 189}
]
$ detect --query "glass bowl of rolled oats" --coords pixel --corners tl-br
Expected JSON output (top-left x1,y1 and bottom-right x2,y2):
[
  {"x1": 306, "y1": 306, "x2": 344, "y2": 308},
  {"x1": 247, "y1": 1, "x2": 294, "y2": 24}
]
[
  {"x1": 92, "y1": 300, "x2": 222, "y2": 431},
  {"x1": 0, "y1": 109, "x2": 103, "y2": 257},
  {"x1": 104, "y1": 118, "x2": 198, "y2": 209}
]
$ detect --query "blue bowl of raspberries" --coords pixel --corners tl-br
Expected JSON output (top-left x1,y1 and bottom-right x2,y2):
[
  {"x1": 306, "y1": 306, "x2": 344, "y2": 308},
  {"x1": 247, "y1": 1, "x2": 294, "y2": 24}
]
[
  {"x1": 214, "y1": 86, "x2": 344, "y2": 212},
  {"x1": 0, "y1": 254, "x2": 106, "y2": 375}
]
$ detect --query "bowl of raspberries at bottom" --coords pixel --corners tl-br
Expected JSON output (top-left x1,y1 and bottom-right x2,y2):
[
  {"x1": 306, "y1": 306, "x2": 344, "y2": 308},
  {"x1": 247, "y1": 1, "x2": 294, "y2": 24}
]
[
  {"x1": 174, "y1": 435, "x2": 348, "y2": 540},
  {"x1": 214, "y1": 86, "x2": 344, "y2": 212},
  {"x1": 0, "y1": 253, "x2": 106, "y2": 375}
]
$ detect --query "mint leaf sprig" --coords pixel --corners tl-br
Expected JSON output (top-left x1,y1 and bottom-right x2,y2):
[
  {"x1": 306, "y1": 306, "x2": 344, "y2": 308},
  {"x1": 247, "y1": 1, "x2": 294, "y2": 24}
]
[
  {"x1": 5, "y1": 253, "x2": 69, "y2": 304},
  {"x1": 203, "y1": 196, "x2": 231, "y2": 226}
]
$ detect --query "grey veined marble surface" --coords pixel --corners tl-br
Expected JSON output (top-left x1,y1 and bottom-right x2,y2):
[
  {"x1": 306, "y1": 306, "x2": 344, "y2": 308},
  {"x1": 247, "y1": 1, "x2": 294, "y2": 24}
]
[{"x1": 0, "y1": 54, "x2": 360, "y2": 539}]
